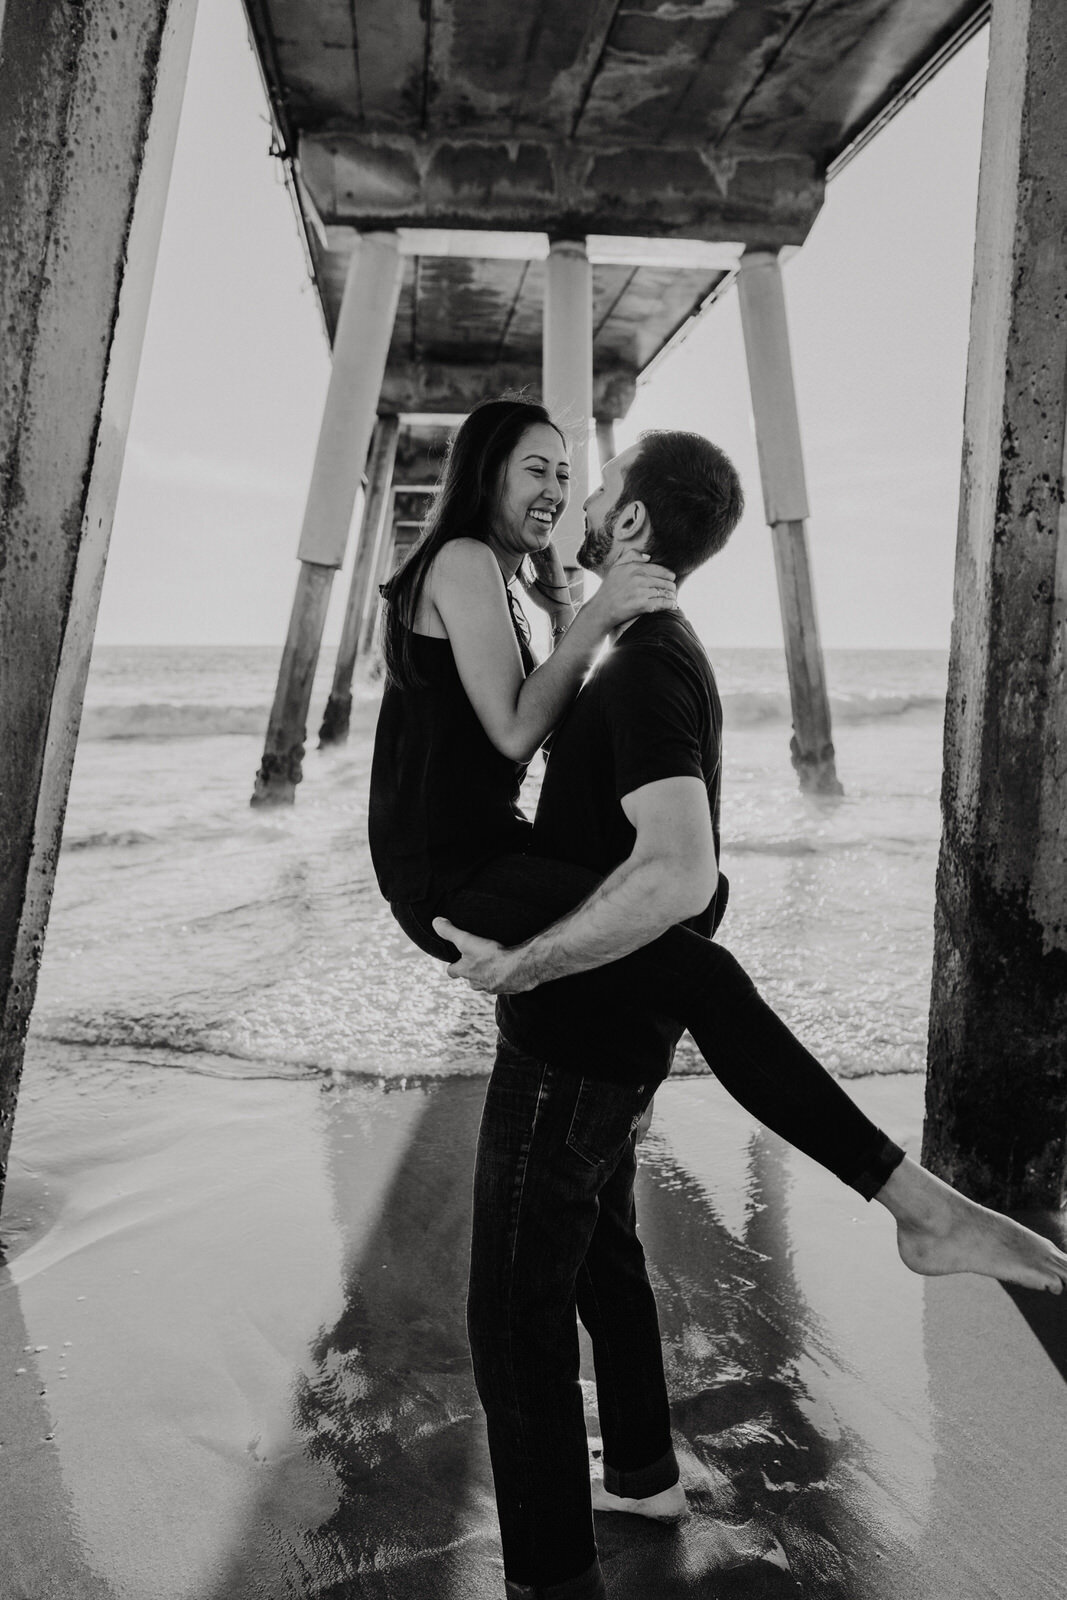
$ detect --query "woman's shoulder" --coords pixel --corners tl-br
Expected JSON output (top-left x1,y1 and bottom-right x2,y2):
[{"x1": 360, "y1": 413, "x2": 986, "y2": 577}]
[{"x1": 432, "y1": 536, "x2": 500, "y2": 585}]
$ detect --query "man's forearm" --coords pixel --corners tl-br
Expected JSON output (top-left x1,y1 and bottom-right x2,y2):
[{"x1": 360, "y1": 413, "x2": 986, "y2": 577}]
[{"x1": 505, "y1": 853, "x2": 708, "y2": 989}]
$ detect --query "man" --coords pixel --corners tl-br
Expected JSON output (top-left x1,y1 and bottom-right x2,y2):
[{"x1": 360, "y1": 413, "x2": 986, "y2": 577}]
[
  {"x1": 434, "y1": 432, "x2": 1067, "y2": 1600},
  {"x1": 434, "y1": 430, "x2": 740, "y2": 1600}
]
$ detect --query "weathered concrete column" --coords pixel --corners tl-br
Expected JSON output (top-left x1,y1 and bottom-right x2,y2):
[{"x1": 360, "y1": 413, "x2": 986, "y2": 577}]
[
  {"x1": 357, "y1": 490, "x2": 399, "y2": 661},
  {"x1": 543, "y1": 239, "x2": 593, "y2": 591},
  {"x1": 595, "y1": 417, "x2": 617, "y2": 472},
  {"x1": 0, "y1": 0, "x2": 198, "y2": 1211},
  {"x1": 924, "y1": 0, "x2": 1067, "y2": 1208},
  {"x1": 318, "y1": 414, "x2": 400, "y2": 745},
  {"x1": 737, "y1": 251, "x2": 842, "y2": 796},
  {"x1": 252, "y1": 234, "x2": 402, "y2": 804}
]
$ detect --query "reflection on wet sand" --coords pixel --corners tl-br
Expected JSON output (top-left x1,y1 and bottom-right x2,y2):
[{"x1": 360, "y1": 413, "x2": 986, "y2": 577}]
[
  {"x1": 2, "y1": 1065, "x2": 1063, "y2": 1598},
  {"x1": 607, "y1": 1126, "x2": 888, "y2": 1599},
  {"x1": 203, "y1": 1081, "x2": 921, "y2": 1599}
]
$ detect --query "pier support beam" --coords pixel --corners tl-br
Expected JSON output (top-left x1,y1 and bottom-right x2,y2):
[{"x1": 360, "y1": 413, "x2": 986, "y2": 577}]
[
  {"x1": 0, "y1": 0, "x2": 197, "y2": 1211},
  {"x1": 924, "y1": 0, "x2": 1067, "y2": 1208},
  {"x1": 737, "y1": 252, "x2": 842, "y2": 796},
  {"x1": 319, "y1": 415, "x2": 400, "y2": 745},
  {"x1": 543, "y1": 239, "x2": 594, "y2": 590},
  {"x1": 357, "y1": 489, "x2": 399, "y2": 662},
  {"x1": 252, "y1": 234, "x2": 402, "y2": 804},
  {"x1": 595, "y1": 417, "x2": 617, "y2": 473}
]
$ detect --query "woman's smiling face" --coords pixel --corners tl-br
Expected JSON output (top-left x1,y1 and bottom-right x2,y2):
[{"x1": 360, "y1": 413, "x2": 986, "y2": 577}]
[{"x1": 488, "y1": 423, "x2": 570, "y2": 567}]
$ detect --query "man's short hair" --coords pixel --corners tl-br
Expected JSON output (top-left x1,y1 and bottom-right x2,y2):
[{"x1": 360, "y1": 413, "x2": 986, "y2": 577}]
[{"x1": 621, "y1": 431, "x2": 744, "y2": 579}]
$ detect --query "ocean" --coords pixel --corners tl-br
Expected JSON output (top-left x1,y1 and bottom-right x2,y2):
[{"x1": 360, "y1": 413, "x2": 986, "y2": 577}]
[{"x1": 29, "y1": 643, "x2": 949, "y2": 1086}]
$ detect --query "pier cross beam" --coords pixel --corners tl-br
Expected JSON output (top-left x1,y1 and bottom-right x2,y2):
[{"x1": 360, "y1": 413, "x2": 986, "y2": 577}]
[
  {"x1": 924, "y1": 0, "x2": 1067, "y2": 1208},
  {"x1": 0, "y1": 0, "x2": 198, "y2": 1211},
  {"x1": 252, "y1": 234, "x2": 402, "y2": 804},
  {"x1": 737, "y1": 251, "x2": 842, "y2": 796},
  {"x1": 319, "y1": 414, "x2": 400, "y2": 746},
  {"x1": 543, "y1": 238, "x2": 594, "y2": 601}
]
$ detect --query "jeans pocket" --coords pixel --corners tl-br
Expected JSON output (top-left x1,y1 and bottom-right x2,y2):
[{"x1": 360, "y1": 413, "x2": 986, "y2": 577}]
[{"x1": 565, "y1": 1078, "x2": 650, "y2": 1169}]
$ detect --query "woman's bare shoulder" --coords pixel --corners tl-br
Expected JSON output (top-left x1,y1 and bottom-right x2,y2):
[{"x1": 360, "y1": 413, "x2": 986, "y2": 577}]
[
  {"x1": 431, "y1": 538, "x2": 503, "y2": 592},
  {"x1": 433, "y1": 536, "x2": 495, "y2": 571}
]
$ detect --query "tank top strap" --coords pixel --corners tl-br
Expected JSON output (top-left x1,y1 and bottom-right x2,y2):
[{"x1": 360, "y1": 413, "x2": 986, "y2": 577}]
[{"x1": 505, "y1": 583, "x2": 536, "y2": 674}]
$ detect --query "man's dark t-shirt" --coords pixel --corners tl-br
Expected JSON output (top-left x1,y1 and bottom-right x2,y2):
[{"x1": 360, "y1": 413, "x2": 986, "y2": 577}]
[{"x1": 496, "y1": 609, "x2": 724, "y2": 1087}]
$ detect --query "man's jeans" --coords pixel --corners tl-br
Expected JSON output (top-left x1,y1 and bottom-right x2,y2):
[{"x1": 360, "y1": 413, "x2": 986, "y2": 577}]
[{"x1": 467, "y1": 1039, "x2": 680, "y2": 1594}]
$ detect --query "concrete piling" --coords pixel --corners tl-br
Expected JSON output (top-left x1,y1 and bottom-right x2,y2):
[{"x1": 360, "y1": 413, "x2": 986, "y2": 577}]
[
  {"x1": 357, "y1": 491, "x2": 399, "y2": 662},
  {"x1": 595, "y1": 418, "x2": 617, "y2": 473},
  {"x1": 737, "y1": 251, "x2": 842, "y2": 796},
  {"x1": 924, "y1": 0, "x2": 1067, "y2": 1208},
  {"x1": 543, "y1": 239, "x2": 594, "y2": 596},
  {"x1": 0, "y1": 0, "x2": 197, "y2": 1212},
  {"x1": 252, "y1": 233, "x2": 402, "y2": 804},
  {"x1": 319, "y1": 415, "x2": 400, "y2": 746}
]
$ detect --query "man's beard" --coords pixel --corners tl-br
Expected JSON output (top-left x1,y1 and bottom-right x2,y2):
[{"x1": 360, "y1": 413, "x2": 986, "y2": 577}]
[{"x1": 577, "y1": 504, "x2": 619, "y2": 572}]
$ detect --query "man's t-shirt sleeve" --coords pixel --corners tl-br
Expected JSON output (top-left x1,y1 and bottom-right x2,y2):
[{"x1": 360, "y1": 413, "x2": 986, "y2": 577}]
[{"x1": 597, "y1": 643, "x2": 709, "y2": 800}]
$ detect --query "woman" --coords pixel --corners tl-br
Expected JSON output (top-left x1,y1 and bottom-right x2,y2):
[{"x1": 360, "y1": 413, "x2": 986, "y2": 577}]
[
  {"x1": 368, "y1": 397, "x2": 1067, "y2": 1284},
  {"x1": 369, "y1": 406, "x2": 874, "y2": 1190}
]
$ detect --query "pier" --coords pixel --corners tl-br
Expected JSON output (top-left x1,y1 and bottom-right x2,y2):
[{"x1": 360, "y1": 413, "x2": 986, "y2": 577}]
[{"x1": 2, "y1": 4, "x2": 1067, "y2": 1593}]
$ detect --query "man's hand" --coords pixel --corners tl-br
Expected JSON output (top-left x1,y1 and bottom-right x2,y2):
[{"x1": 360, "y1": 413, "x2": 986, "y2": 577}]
[{"x1": 432, "y1": 918, "x2": 540, "y2": 993}]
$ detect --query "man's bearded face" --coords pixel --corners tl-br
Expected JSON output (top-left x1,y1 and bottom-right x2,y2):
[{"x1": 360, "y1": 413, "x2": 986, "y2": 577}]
[{"x1": 577, "y1": 499, "x2": 621, "y2": 573}]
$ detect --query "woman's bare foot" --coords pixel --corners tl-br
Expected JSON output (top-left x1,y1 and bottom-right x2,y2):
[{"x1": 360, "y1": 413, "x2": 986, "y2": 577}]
[
  {"x1": 590, "y1": 1477, "x2": 688, "y2": 1523},
  {"x1": 875, "y1": 1157, "x2": 1067, "y2": 1292}
]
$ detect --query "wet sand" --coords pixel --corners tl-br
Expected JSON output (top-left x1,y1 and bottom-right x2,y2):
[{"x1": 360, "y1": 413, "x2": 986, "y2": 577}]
[{"x1": 2, "y1": 1047, "x2": 1065, "y2": 1600}]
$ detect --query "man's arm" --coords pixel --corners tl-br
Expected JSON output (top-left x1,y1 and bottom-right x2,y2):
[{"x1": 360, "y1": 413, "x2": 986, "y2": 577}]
[{"x1": 433, "y1": 775, "x2": 717, "y2": 993}]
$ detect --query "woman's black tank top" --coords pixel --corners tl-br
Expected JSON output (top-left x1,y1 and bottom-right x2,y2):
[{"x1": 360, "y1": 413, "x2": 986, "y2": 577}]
[{"x1": 368, "y1": 627, "x2": 535, "y2": 910}]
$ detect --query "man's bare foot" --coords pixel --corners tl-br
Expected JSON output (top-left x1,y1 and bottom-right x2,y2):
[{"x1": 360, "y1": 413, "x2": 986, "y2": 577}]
[
  {"x1": 875, "y1": 1156, "x2": 1067, "y2": 1292},
  {"x1": 590, "y1": 1477, "x2": 688, "y2": 1522}
]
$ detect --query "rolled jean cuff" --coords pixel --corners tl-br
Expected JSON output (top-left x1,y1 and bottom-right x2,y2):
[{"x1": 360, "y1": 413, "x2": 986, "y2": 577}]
[
  {"x1": 603, "y1": 1442, "x2": 679, "y2": 1501},
  {"x1": 850, "y1": 1134, "x2": 907, "y2": 1201},
  {"x1": 505, "y1": 1557, "x2": 606, "y2": 1600}
]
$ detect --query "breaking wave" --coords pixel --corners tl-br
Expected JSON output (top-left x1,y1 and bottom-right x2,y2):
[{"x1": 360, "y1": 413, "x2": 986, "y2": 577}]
[
  {"x1": 30, "y1": 1010, "x2": 495, "y2": 1084},
  {"x1": 63, "y1": 829, "x2": 157, "y2": 851},
  {"x1": 723, "y1": 690, "x2": 943, "y2": 728},
  {"x1": 80, "y1": 703, "x2": 268, "y2": 740},
  {"x1": 77, "y1": 690, "x2": 943, "y2": 742}
]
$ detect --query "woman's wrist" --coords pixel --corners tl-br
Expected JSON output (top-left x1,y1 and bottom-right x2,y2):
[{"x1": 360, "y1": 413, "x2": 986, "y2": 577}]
[
  {"x1": 550, "y1": 608, "x2": 575, "y2": 646},
  {"x1": 531, "y1": 576, "x2": 574, "y2": 608}
]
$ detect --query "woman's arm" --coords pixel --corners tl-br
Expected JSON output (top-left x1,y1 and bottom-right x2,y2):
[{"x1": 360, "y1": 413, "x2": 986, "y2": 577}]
[
  {"x1": 516, "y1": 544, "x2": 577, "y2": 645},
  {"x1": 430, "y1": 539, "x2": 674, "y2": 762}
]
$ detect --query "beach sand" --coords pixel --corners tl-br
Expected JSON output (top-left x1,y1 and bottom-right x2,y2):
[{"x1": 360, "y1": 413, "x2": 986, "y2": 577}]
[{"x1": 1, "y1": 1049, "x2": 1064, "y2": 1600}]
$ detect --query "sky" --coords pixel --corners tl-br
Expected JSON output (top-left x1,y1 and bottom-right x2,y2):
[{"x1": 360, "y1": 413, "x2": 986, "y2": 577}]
[{"x1": 94, "y1": 0, "x2": 988, "y2": 651}]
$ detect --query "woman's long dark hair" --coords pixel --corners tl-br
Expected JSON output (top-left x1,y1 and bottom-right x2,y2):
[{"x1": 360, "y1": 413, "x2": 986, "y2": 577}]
[{"x1": 380, "y1": 398, "x2": 565, "y2": 689}]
